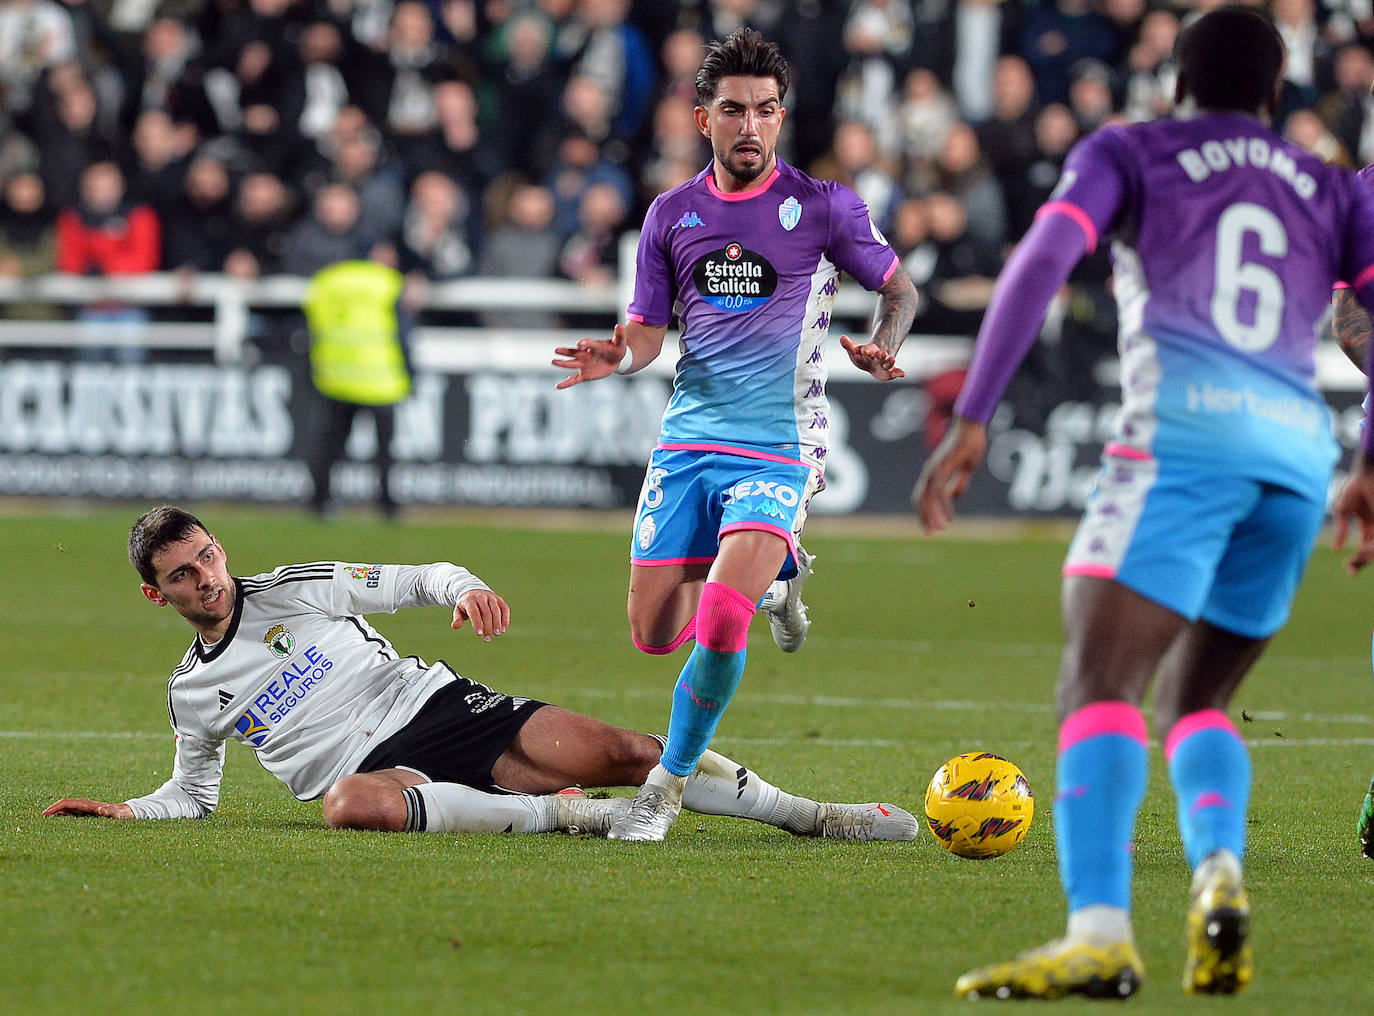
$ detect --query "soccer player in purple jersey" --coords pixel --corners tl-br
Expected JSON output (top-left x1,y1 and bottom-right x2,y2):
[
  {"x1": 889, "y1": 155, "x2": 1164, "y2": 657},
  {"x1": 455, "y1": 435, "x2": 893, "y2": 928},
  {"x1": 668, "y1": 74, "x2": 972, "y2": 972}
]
[
  {"x1": 913, "y1": 6, "x2": 1374, "y2": 999},
  {"x1": 553, "y1": 29, "x2": 919, "y2": 842}
]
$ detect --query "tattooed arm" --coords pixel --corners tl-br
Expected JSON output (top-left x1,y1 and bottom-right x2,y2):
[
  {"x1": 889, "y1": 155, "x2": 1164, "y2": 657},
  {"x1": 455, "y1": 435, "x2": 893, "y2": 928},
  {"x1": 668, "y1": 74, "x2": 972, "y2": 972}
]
[{"x1": 1333, "y1": 287, "x2": 1372, "y2": 375}]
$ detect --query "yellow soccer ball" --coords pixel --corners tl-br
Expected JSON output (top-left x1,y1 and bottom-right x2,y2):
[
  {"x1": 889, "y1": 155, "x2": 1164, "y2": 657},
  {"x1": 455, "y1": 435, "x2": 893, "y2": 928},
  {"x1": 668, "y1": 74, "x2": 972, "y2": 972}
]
[{"x1": 924, "y1": 752, "x2": 1034, "y2": 859}]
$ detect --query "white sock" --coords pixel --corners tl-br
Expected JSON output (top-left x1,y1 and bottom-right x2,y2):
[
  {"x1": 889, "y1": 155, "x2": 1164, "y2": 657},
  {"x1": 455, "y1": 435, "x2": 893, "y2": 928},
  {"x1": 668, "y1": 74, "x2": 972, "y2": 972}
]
[
  {"x1": 1066, "y1": 904, "x2": 1134, "y2": 946},
  {"x1": 644, "y1": 762, "x2": 686, "y2": 800},
  {"x1": 681, "y1": 747, "x2": 821, "y2": 833},
  {"x1": 403, "y1": 782, "x2": 555, "y2": 833}
]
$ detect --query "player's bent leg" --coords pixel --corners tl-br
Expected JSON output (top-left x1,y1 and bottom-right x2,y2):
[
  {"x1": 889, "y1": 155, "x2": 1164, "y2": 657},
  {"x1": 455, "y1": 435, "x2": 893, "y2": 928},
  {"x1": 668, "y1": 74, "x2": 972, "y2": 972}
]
[
  {"x1": 627, "y1": 563, "x2": 707, "y2": 653},
  {"x1": 760, "y1": 544, "x2": 814, "y2": 653},
  {"x1": 491, "y1": 705, "x2": 661, "y2": 793},
  {"x1": 323, "y1": 769, "x2": 423, "y2": 831}
]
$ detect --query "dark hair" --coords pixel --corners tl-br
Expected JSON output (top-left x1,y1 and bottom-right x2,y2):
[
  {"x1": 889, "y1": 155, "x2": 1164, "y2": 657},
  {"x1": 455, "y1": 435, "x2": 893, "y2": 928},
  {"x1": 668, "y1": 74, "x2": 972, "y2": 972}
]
[
  {"x1": 695, "y1": 28, "x2": 790, "y2": 105},
  {"x1": 129, "y1": 505, "x2": 210, "y2": 585},
  {"x1": 1175, "y1": 5, "x2": 1284, "y2": 114}
]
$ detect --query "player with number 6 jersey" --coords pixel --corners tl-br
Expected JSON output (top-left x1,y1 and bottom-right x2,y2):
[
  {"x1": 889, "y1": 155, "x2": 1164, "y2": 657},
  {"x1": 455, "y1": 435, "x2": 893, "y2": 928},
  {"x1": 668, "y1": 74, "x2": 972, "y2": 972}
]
[{"x1": 914, "y1": 5, "x2": 1374, "y2": 1000}]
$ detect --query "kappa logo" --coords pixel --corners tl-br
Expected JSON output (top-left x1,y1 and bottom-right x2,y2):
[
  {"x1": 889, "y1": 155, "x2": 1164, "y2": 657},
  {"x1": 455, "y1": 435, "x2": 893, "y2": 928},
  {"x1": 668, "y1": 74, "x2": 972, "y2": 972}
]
[
  {"x1": 778, "y1": 195, "x2": 801, "y2": 231},
  {"x1": 263, "y1": 623, "x2": 295, "y2": 659},
  {"x1": 235, "y1": 708, "x2": 270, "y2": 746},
  {"x1": 673, "y1": 210, "x2": 705, "y2": 229}
]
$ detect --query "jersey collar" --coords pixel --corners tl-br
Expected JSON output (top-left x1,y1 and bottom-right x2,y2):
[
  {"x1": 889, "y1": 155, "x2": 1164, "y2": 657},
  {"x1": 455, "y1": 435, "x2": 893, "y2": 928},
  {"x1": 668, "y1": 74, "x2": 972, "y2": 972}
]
[
  {"x1": 706, "y1": 160, "x2": 783, "y2": 201},
  {"x1": 195, "y1": 577, "x2": 245, "y2": 663}
]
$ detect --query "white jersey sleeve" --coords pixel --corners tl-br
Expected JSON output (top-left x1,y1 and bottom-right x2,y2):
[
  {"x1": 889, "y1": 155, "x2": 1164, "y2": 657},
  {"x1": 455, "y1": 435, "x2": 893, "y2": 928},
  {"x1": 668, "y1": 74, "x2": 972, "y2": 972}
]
[
  {"x1": 331, "y1": 562, "x2": 490, "y2": 617},
  {"x1": 124, "y1": 732, "x2": 226, "y2": 819}
]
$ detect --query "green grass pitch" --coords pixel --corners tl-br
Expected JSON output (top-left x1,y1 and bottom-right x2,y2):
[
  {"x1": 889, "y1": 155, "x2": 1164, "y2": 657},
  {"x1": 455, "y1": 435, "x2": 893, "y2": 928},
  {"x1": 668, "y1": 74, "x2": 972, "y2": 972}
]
[{"x1": 3, "y1": 506, "x2": 1372, "y2": 1014}]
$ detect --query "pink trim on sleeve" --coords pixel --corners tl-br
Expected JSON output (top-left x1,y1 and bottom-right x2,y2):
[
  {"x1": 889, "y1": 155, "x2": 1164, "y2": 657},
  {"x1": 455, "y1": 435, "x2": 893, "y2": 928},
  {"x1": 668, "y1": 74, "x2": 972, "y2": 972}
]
[
  {"x1": 1062, "y1": 562, "x2": 1118, "y2": 579},
  {"x1": 626, "y1": 312, "x2": 646, "y2": 322},
  {"x1": 880, "y1": 252, "x2": 900, "y2": 283},
  {"x1": 1352, "y1": 263, "x2": 1374, "y2": 292},
  {"x1": 1058, "y1": 701, "x2": 1148, "y2": 754},
  {"x1": 1103, "y1": 443, "x2": 1151, "y2": 461},
  {"x1": 1163, "y1": 708, "x2": 1238, "y2": 761},
  {"x1": 1036, "y1": 201, "x2": 1099, "y2": 253}
]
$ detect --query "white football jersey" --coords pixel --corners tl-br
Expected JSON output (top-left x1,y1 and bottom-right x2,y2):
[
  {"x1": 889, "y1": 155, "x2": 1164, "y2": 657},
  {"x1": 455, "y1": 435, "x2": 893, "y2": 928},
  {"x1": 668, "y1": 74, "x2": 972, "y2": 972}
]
[{"x1": 124, "y1": 561, "x2": 489, "y2": 818}]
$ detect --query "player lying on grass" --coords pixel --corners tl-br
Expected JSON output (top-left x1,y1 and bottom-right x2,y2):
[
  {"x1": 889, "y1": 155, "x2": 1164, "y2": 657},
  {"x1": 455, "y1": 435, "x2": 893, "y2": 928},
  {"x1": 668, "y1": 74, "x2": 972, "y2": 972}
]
[{"x1": 43, "y1": 506, "x2": 916, "y2": 841}]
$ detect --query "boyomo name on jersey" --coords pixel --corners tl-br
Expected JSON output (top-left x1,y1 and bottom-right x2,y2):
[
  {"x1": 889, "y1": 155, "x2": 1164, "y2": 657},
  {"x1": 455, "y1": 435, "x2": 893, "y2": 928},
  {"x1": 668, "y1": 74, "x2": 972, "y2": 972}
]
[
  {"x1": 1176, "y1": 137, "x2": 1317, "y2": 200},
  {"x1": 692, "y1": 244, "x2": 778, "y2": 310}
]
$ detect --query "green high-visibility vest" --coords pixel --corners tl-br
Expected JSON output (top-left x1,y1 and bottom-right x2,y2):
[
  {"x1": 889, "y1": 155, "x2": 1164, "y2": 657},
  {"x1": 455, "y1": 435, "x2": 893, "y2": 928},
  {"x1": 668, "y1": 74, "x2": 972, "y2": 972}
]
[{"x1": 304, "y1": 260, "x2": 411, "y2": 405}]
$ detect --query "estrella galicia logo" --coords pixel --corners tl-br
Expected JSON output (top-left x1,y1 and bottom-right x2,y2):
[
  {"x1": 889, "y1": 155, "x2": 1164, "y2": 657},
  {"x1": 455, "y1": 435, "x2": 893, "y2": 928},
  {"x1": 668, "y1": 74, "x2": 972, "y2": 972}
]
[
  {"x1": 263, "y1": 623, "x2": 295, "y2": 659},
  {"x1": 673, "y1": 210, "x2": 705, "y2": 229},
  {"x1": 778, "y1": 196, "x2": 801, "y2": 231},
  {"x1": 235, "y1": 709, "x2": 270, "y2": 746},
  {"x1": 692, "y1": 243, "x2": 777, "y2": 311}
]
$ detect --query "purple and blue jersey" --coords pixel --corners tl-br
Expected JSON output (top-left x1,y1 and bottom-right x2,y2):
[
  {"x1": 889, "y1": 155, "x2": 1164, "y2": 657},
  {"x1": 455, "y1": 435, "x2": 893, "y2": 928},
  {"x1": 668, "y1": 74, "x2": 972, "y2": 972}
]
[
  {"x1": 959, "y1": 112, "x2": 1374, "y2": 502},
  {"x1": 628, "y1": 159, "x2": 898, "y2": 473}
]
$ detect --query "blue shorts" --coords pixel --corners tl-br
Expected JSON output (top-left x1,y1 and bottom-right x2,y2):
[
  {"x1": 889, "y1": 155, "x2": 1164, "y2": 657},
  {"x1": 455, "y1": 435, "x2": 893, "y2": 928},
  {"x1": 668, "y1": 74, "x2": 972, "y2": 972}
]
[
  {"x1": 1063, "y1": 452, "x2": 1325, "y2": 639},
  {"x1": 630, "y1": 446, "x2": 821, "y2": 577}
]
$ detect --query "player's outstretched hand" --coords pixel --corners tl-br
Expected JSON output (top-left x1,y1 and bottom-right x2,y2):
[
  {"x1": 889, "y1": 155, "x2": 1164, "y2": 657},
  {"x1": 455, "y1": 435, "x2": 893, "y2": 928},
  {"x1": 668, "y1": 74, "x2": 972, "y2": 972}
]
[
  {"x1": 912, "y1": 417, "x2": 988, "y2": 534},
  {"x1": 839, "y1": 335, "x2": 906, "y2": 381},
  {"x1": 1333, "y1": 454, "x2": 1374, "y2": 574},
  {"x1": 453, "y1": 589, "x2": 510, "y2": 641},
  {"x1": 43, "y1": 798, "x2": 134, "y2": 818},
  {"x1": 552, "y1": 323, "x2": 628, "y2": 389}
]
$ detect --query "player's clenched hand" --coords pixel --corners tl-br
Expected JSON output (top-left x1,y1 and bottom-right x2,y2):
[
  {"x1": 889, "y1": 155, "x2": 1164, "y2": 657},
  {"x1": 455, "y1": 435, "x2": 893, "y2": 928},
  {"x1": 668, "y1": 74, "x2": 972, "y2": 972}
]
[
  {"x1": 453, "y1": 589, "x2": 510, "y2": 641},
  {"x1": 839, "y1": 335, "x2": 906, "y2": 381},
  {"x1": 912, "y1": 417, "x2": 988, "y2": 534},
  {"x1": 1333, "y1": 455, "x2": 1374, "y2": 574},
  {"x1": 552, "y1": 323, "x2": 628, "y2": 389},
  {"x1": 43, "y1": 798, "x2": 134, "y2": 818}
]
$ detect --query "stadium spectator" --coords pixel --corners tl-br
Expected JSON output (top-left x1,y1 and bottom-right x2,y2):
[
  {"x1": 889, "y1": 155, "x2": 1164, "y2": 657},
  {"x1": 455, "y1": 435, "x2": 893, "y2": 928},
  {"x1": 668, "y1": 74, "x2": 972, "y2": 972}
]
[
  {"x1": 1067, "y1": 58, "x2": 1117, "y2": 133},
  {"x1": 397, "y1": 169, "x2": 475, "y2": 280},
  {"x1": 542, "y1": 121, "x2": 634, "y2": 241},
  {"x1": 975, "y1": 55, "x2": 1040, "y2": 199},
  {"x1": 289, "y1": 20, "x2": 351, "y2": 144},
  {"x1": 891, "y1": 67, "x2": 959, "y2": 181},
  {"x1": 224, "y1": 170, "x2": 296, "y2": 277},
  {"x1": 1018, "y1": 0, "x2": 1120, "y2": 106},
  {"x1": 402, "y1": 78, "x2": 501, "y2": 202},
  {"x1": 56, "y1": 158, "x2": 161, "y2": 276},
  {"x1": 489, "y1": 10, "x2": 565, "y2": 173},
  {"x1": 1004, "y1": 101, "x2": 1078, "y2": 238},
  {"x1": 1326, "y1": 41, "x2": 1374, "y2": 165},
  {"x1": 113, "y1": 15, "x2": 217, "y2": 139},
  {"x1": 31, "y1": 65, "x2": 105, "y2": 212},
  {"x1": 43, "y1": 506, "x2": 916, "y2": 842},
  {"x1": 0, "y1": 0, "x2": 78, "y2": 116},
  {"x1": 568, "y1": 0, "x2": 656, "y2": 142},
  {"x1": 835, "y1": 0, "x2": 915, "y2": 139},
  {"x1": 320, "y1": 110, "x2": 406, "y2": 246},
  {"x1": 0, "y1": 170, "x2": 57, "y2": 319},
  {"x1": 557, "y1": 179, "x2": 626, "y2": 287},
  {"x1": 127, "y1": 109, "x2": 196, "y2": 222},
  {"x1": 656, "y1": 25, "x2": 706, "y2": 104},
  {"x1": 815, "y1": 119, "x2": 902, "y2": 234},
  {"x1": 374, "y1": 0, "x2": 456, "y2": 142},
  {"x1": 1120, "y1": 7, "x2": 1179, "y2": 123},
  {"x1": 280, "y1": 182, "x2": 373, "y2": 276},
  {"x1": 919, "y1": 189, "x2": 1000, "y2": 336},
  {"x1": 909, "y1": 0, "x2": 1023, "y2": 125},
  {"x1": 161, "y1": 154, "x2": 237, "y2": 272},
  {"x1": 933, "y1": 121, "x2": 1006, "y2": 247},
  {"x1": 1273, "y1": 0, "x2": 1331, "y2": 117},
  {"x1": 478, "y1": 181, "x2": 561, "y2": 327}
]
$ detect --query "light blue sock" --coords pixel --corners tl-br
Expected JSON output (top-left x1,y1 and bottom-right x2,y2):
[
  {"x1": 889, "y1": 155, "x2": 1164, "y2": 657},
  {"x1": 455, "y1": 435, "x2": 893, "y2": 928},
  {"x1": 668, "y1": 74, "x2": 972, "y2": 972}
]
[
  {"x1": 660, "y1": 645, "x2": 746, "y2": 777},
  {"x1": 1165, "y1": 710, "x2": 1250, "y2": 870},
  {"x1": 1056, "y1": 702, "x2": 1150, "y2": 912}
]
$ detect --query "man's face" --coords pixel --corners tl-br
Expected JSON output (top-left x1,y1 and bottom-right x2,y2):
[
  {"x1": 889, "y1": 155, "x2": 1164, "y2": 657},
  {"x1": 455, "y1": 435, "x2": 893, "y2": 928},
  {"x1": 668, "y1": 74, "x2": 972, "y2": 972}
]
[
  {"x1": 695, "y1": 75, "x2": 785, "y2": 188},
  {"x1": 142, "y1": 530, "x2": 234, "y2": 634}
]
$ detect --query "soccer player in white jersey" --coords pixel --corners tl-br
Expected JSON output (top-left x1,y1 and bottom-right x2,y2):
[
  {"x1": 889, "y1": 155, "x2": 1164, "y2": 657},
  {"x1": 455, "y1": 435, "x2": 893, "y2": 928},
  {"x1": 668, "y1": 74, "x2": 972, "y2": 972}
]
[
  {"x1": 43, "y1": 506, "x2": 916, "y2": 842},
  {"x1": 552, "y1": 29, "x2": 919, "y2": 842},
  {"x1": 914, "y1": 5, "x2": 1374, "y2": 1000}
]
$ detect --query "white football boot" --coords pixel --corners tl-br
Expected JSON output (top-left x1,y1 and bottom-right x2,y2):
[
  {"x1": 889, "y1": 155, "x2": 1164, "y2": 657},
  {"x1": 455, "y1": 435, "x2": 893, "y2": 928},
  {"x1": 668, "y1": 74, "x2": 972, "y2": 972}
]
[
  {"x1": 760, "y1": 546, "x2": 814, "y2": 653},
  {"x1": 810, "y1": 801, "x2": 919, "y2": 841},
  {"x1": 607, "y1": 765, "x2": 685, "y2": 841},
  {"x1": 552, "y1": 789, "x2": 632, "y2": 836}
]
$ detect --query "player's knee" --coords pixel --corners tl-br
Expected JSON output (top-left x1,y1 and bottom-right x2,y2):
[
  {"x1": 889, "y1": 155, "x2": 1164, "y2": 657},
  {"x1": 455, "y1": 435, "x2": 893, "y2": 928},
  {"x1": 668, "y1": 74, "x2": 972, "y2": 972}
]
[
  {"x1": 695, "y1": 582, "x2": 755, "y2": 653},
  {"x1": 323, "y1": 774, "x2": 399, "y2": 831}
]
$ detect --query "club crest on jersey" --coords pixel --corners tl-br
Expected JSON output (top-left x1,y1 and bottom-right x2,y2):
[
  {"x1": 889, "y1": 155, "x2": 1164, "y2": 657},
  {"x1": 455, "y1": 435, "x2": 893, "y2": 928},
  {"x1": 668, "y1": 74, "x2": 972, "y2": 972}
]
[
  {"x1": 264, "y1": 623, "x2": 295, "y2": 659},
  {"x1": 778, "y1": 196, "x2": 801, "y2": 231},
  {"x1": 235, "y1": 708, "x2": 270, "y2": 746},
  {"x1": 638, "y1": 514, "x2": 656, "y2": 551}
]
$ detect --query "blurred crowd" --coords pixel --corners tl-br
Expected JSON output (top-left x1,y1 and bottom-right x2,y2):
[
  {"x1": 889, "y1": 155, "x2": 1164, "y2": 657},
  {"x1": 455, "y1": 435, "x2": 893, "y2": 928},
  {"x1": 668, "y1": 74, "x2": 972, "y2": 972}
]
[{"x1": 2, "y1": 0, "x2": 1374, "y2": 343}]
